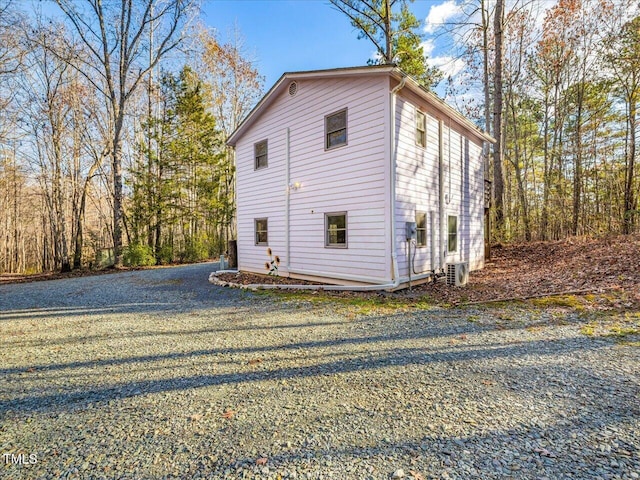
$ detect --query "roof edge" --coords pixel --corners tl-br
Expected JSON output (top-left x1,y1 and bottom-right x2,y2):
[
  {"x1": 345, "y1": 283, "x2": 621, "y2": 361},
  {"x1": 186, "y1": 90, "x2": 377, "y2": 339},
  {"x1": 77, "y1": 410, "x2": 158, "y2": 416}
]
[{"x1": 226, "y1": 65, "x2": 495, "y2": 147}]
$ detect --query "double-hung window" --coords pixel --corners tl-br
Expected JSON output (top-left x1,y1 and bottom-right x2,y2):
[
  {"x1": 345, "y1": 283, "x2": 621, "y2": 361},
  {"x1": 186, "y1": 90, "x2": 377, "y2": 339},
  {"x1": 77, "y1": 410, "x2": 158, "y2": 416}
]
[
  {"x1": 325, "y1": 212, "x2": 347, "y2": 247},
  {"x1": 325, "y1": 109, "x2": 347, "y2": 149},
  {"x1": 416, "y1": 211, "x2": 427, "y2": 247},
  {"x1": 255, "y1": 218, "x2": 268, "y2": 245},
  {"x1": 416, "y1": 110, "x2": 426, "y2": 148},
  {"x1": 448, "y1": 215, "x2": 458, "y2": 253},
  {"x1": 254, "y1": 140, "x2": 268, "y2": 170}
]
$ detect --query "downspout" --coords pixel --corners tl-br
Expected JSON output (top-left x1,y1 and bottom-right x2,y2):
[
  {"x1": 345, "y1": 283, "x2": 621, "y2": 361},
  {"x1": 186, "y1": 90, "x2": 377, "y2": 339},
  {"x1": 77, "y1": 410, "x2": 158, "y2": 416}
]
[
  {"x1": 211, "y1": 75, "x2": 408, "y2": 292},
  {"x1": 285, "y1": 127, "x2": 291, "y2": 274},
  {"x1": 388, "y1": 75, "x2": 406, "y2": 287},
  {"x1": 439, "y1": 118, "x2": 446, "y2": 271}
]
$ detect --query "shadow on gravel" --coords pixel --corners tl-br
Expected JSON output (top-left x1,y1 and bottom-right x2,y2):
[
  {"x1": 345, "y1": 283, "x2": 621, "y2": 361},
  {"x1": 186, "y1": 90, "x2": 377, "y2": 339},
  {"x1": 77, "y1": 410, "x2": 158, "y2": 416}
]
[
  {"x1": 0, "y1": 262, "x2": 245, "y2": 318},
  {"x1": 0, "y1": 311, "x2": 542, "y2": 376},
  {"x1": 224, "y1": 412, "x2": 639, "y2": 479},
  {"x1": 0, "y1": 335, "x2": 608, "y2": 415}
]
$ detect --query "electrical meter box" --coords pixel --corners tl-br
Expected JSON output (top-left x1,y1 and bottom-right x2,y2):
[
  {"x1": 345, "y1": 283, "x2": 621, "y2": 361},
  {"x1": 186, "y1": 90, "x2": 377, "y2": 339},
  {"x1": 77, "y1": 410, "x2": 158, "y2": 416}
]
[{"x1": 405, "y1": 221, "x2": 417, "y2": 240}]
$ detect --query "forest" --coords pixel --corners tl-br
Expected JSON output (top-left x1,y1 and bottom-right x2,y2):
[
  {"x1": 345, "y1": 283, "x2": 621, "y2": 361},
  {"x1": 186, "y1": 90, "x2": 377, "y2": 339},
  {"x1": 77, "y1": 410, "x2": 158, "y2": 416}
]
[{"x1": 0, "y1": 0, "x2": 638, "y2": 274}]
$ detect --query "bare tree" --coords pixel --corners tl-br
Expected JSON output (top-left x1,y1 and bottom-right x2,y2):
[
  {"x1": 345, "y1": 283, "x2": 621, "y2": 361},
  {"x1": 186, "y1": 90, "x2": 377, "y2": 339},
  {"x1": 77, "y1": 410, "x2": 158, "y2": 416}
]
[{"x1": 54, "y1": 0, "x2": 195, "y2": 266}]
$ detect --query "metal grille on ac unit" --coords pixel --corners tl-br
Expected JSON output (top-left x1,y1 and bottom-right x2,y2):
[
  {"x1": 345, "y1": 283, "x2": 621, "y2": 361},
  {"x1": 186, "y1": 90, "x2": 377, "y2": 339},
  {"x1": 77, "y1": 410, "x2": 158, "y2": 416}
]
[{"x1": 447, "y1": 262, "x2": 469, "y2": 286}]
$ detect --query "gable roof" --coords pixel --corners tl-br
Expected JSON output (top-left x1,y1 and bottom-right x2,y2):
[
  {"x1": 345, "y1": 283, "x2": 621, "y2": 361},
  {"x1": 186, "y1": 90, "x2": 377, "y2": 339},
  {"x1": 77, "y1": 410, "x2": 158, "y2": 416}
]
[{"x1": 226, "y1": 65, "x2": 495, "y2": 146}]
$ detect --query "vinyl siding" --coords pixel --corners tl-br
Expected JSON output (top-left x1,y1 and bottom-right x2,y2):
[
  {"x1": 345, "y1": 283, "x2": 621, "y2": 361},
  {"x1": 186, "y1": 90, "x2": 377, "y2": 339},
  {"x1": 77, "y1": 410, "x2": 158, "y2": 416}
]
[
  {"x1": 394, "y1": 91, "x2": 485, "y2": 277},
  {"x1": 235, "y1": 75, "x2": 391, "y2": 283}
]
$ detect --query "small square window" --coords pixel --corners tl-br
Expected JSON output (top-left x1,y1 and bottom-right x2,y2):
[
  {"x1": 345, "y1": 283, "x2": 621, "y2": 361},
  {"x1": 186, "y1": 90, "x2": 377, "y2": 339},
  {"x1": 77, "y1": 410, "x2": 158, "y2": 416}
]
[
  {"x1": 325, "y1": 212, "x2": 347, "y2": 247},
  {"x1": 254, "y1": 140, "x2": 268, "y2": 170},
  {"x1": 416, "y1": 110, "x2": 426, "y2": 148},
  {"x1": 325, "y1": 109, "x2": 347, "y2": 149},
  {"x1": 255, "y1": 218, "x2": 268, "y2": 245},
  {"x1": 448, "y1": 215, "x2": 458, "y2": 253},
  {"x1": 416, "y1": 211, "x2": 427, "y2": 247}
]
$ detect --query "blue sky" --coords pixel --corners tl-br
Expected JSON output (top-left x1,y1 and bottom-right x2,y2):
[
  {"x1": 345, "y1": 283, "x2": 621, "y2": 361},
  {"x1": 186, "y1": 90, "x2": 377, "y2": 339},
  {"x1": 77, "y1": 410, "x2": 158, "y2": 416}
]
[{"x1": 200, "y1": 0, "x2": 455, "y2": 90}]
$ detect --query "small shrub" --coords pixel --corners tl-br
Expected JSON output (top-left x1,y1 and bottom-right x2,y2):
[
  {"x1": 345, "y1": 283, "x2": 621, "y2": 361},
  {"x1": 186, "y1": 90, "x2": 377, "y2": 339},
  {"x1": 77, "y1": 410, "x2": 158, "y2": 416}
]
[
  {"x1": 123, "y1": 243, "x2": 156, "y2": 267},
  {"x1": 179, "y1": 237, "x2": 209, "y2": 263},
  {"x1": 157, "y1": 244, "x2": 174, "y2": 265}
]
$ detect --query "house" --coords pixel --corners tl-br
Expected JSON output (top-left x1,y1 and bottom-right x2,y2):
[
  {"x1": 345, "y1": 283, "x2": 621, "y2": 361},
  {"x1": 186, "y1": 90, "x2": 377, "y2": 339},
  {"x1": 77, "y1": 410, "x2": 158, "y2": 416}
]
[{"x1": 226, "y1": 65, "x2": 493, "y2": 289}]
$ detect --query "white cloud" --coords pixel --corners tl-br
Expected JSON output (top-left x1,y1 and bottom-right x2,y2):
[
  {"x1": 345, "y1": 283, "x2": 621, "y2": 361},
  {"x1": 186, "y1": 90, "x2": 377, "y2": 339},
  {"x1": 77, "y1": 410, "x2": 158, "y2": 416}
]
[
  {"x1": 420, "y1": 39, "x2": 436, "y2": 57},
  {"x1": 424, "y1": 0, "x2": 462, "y2": 33},
  {"x1": 427, "y1": 55, "x2": 466, "y2": 78}
]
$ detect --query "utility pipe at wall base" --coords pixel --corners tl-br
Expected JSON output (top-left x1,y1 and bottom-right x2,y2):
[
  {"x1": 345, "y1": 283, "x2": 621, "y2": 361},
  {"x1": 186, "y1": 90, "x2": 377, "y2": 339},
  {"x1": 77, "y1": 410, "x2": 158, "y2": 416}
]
[{"x1": 208, "y1": 255, "x2": 412, "y2": 292}]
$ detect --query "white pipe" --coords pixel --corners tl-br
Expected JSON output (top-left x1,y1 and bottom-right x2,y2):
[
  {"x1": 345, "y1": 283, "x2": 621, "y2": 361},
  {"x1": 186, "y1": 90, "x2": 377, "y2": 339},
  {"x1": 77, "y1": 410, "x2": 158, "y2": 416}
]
[
  {"x1": 285, "y1": 127, "x2": 291, "y2": 273},
  {"x1": 287, "y1": 268, "x2": 387, "y2": 285},
  {"x1": 439, "y1": 118, "x2": 446, "y2": 271}
]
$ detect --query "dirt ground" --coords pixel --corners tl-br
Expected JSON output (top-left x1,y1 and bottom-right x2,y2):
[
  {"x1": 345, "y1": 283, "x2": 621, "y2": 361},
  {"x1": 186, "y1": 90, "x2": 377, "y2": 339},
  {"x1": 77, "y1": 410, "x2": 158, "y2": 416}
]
[
  {"x1": 3, "y1": 234, "x2": 638, "y2": 306},
  {"x1": 215, "y1": 234, "x2": 640, "y2": 305}
]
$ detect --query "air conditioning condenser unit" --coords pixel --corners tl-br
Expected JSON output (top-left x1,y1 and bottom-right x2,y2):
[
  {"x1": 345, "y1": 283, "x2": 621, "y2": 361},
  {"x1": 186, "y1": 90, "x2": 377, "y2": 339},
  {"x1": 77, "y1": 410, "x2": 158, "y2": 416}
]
[{"x1": 447, "y1": 262, "x2": 469, "y2": 287}]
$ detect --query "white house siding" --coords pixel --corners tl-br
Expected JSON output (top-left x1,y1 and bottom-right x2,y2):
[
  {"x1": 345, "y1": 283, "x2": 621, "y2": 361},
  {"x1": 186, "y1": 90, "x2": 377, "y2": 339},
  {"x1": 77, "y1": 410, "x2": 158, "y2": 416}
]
[
  {"x1": 235, "y1": 75, "x2": 392, "y2": 284},
  {"x1": 394, "y1": 89, "x2": 485, "y2": 278}
]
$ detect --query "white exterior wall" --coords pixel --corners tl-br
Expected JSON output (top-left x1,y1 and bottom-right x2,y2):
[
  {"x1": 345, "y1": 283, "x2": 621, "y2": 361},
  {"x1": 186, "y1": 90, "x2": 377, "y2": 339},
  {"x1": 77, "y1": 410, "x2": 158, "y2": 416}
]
[
  {"x1": 235, "y1": 75, "x2": 392, "y2": 284},
  {"x1": 394, "y1": 90, "x2": 485, "y2": 277}
]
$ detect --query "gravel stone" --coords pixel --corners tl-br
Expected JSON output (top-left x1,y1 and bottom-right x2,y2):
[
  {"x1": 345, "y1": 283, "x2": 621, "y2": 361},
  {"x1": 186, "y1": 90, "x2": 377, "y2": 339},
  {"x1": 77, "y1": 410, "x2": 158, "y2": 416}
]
[{"x1": 0, "y1": 262, "x2": 638, "y2": 479}]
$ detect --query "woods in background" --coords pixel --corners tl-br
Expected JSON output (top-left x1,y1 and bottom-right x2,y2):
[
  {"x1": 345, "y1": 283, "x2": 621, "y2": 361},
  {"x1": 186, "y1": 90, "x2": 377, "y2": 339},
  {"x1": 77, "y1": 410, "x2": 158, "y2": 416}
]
[
  {"x1": 0, "y1": 0, "x2": 263, "y2": 273},
  {"x1": 0, "y1": 0, "x2": 638, "y2": 274}
]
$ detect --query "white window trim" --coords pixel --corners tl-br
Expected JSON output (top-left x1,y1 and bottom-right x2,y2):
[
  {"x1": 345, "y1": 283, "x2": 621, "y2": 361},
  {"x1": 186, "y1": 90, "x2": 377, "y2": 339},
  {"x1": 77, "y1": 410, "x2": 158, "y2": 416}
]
[
  {"x1": 447, "y1": 215, "x2": 458, "y2": 253},
  {"x1": 325, "y1": 108, "x2": 348, "y2": 150},
  {"x1": 416, "y1": 110, "x2": 426, "y2": 149},
  {"x1": 416, "y1": 211, "x2": 427, "y2": 247},
  {"x1": 254, "y1": 139, "x2": 268, "y2": 170},
  {"x1": 325, "y1": 211, "x2": 348, "y2": 248},
  {"x1": 255, "y1": 218, "x2": 268, "y2": 245}
]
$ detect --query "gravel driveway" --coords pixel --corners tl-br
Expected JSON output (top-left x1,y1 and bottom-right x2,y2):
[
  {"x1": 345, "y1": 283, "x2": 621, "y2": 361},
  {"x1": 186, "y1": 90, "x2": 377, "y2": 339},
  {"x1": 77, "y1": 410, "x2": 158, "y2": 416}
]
[{"x1": 1, "y1": 263, "x2": 638, "y2": 479}]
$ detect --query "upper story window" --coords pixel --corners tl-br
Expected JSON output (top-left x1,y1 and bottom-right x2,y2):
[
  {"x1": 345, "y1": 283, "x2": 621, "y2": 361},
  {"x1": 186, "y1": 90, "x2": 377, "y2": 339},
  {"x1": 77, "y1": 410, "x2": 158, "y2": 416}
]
[
  {"x1": 416, "y1": 211, "x2": 427, "y2": 247},
  {"x1": 325, "y1": 212, "x2": 347, "y2": 248},
  {"x1": 254, "y1": 140, "x2": 268, "y2": 170},
  {"x1": 325, "y1": 109, "x2": 347, "y2": 149},
  {"x1": 416, "y1": 110, "x2": 426, "y2": 148}
]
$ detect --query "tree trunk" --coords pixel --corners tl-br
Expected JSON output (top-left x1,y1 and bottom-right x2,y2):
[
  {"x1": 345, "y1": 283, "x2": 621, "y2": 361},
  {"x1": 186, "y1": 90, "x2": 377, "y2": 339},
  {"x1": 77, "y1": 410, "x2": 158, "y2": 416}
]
[
  {"x1": 623, "y1": 95, "x2": 637, "y2": 234},
  {"x1": 492, "y1": 0, "x2": 505, "y2": 237}
]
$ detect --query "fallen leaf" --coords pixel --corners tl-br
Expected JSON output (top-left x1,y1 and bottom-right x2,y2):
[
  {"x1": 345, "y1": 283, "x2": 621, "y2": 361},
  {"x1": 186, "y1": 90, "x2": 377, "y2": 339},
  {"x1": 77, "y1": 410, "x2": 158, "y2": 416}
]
[
  {"x1": 256, "y1": 457, "x2": 268, "y2": 465},
  {"x1": 409, "y1": 470, "x2": 425, "y2": 480},
  {"x1": 248, "y1": 358, "x2": 263, "y2": 365},
  {"x1": 25, "y1": 368, "x2": 35, "y2": 373},
  {"x1": 222, "y1": 409, "x2": 235, "y2": 419},
  {"x1": 534, "y1": 447, "x2": 556, "y2": 458}
]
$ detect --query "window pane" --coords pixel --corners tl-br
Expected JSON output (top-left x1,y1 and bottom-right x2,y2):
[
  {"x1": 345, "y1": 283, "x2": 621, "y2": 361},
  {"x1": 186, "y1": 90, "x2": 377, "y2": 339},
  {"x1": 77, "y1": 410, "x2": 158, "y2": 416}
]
[
  {"x1": 326, "y1": 110, "x2": 347, "y2": 148},
  {"x1": 417, "y1": 130, "x2": 426, "y2": 147},
  {"x1": 255, "y1": 218, "x2": 268, "y2": 245},
  {"x1": 448, "y1": 216, "x2": 457, "y2": 252},
  {"x1": 327, "y1": 111, "x2": 346, "y2": 131},
  {"x1": 327, "y1": 215, "x2": 345, "y2": 229},
  {"x1": 256, "y1": 155, "x2": 267, "y2": 169},
  {"x1": 255, "y1": 141, "x2": 267, "y2": 156},
  {"x1": 255, "y1": 141, "x2": 268, "y2": 169},
  {"x1": 326, "y1": 213, "x2": 347, "y2": 246},
  {"x1": 416, "y1": 211, "x2": 427, "y2": 247},
  {"x1": 327, "y1": 129, "x2": 346, "y2": 148}
]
